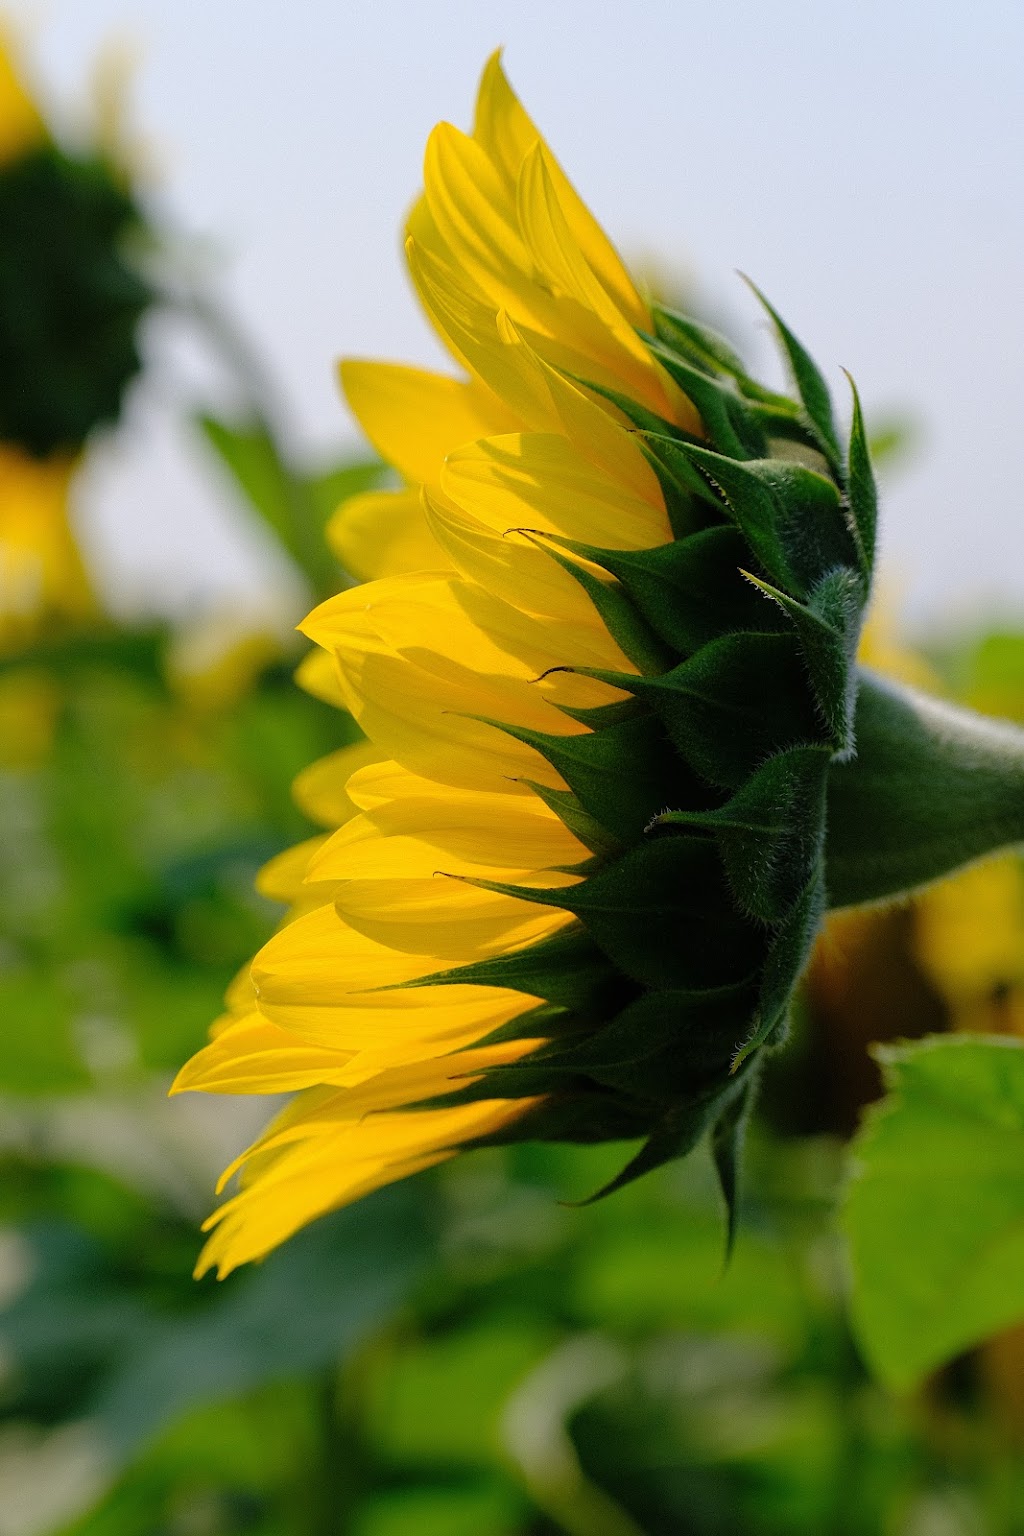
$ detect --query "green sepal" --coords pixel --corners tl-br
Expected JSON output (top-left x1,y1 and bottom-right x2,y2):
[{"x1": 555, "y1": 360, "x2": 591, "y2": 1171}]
[
  {"x1": 571, "y1": 1076, "x2": 751, "y2": 1206},
  {"x1": 518, "y1": 533, "x2": 674, "y2": 674},
  {"x1": 845, "y1": 371, "x2": 877, "y2": 580},
  {"x1": 470, "y1": 1091, "x2": 654, "y2": 1150},
  {"x1": 634, "y1": 426, "x2": 730, "y2": 537},
  {"x1": 642, "y1": 335, "x2": 768, "y2": 460},
  {"x1": 734, "y1": 874, "x2": 825, "y2": 1069},
  {"x1": 533, "y1": 982, "x2": 756, "y2": 1098},
  {"x1": 571, "y1": 374, "x2": 687, "y2": 440},
  {"x1": 711, "y1": 1073, "x2": 756, "y2": 1259},
  {"x1": 654, "y1": 744, "x2": 830, "y2": 923},
  {"x1": 527, "y1": 525, "x2": 787, "y2": 657},
  {"x1": 597, "y1": 631, "x2": 824, "y2": 791},
  {"x1": 383, "y1": 923, "x2": 627, "y2": 1016},
  {"x1": 651, "y1": 304, "x2": 751, "y2": 383},
  {"x1": 512, "y1": 779, "x2": 623, "y2": 859},
  {"x1": 740, "y1": 276, "x2": 843, "y2": 475},
  {"x1": 547, "y1": 694, "x2": 646, "y2": 730},
  {"x1": 743, "y1": 568, "x2": 864, "y2": 753},
  {"x1": 649, "y1": 439, "x2": 853, "y2": 599},
  {"x1": 459, "y1": 836, "x2": 768, "y2": 992},
  {"x1": 652, "y1": 302, "x2": 808, "y2": 424},
  {"x1": 481, "y1": 712, "x2": 685, "y2": 844}
]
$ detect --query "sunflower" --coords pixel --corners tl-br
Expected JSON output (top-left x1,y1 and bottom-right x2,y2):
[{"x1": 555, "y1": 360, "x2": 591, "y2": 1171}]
[
  {"x1": 176, "y1": 52, "x2": 883, "y2": 1277},
  {"x1": 0, "y1": 25, "x2": 153, "y2": 645}
]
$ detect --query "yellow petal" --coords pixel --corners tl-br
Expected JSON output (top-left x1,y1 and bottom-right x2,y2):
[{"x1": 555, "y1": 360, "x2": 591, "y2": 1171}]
[
  {"x1": 423, "y1": 485, "x2": 619, "y2": 626},
  {"x1": 473, "y1": 52, "x2": 647, "y2": 330},
  {"x1": 327, "y1": 486, "x2": 449, "y2": 580},
  {"x1": 251, "y1": 905, "x2": 539, "y2": 1043},
  {"x1": 255, "y1": 836, "x2": 329, "y2": 903},
  {"x1": 291, "y1": 739, "x2": 385, "y2": 829},
  {"x1": 340, "y1": 360, "x2": 515, "y2": 486},
  {"x1": 294, "y1": 646, "x2": 348, "y2": 708},
  {"x1": 172, "y1": 1013, "x2": 357, "y2": 1095},
  {"x1": 195, "y1": 1095, "x2": 533, "y2": 1277},
  {"x1": 441, "y1": 430, "x2": 670, "y2": 551},
  {"x1": 311, "y1": 776, "x2": 589, "y2": 874}
]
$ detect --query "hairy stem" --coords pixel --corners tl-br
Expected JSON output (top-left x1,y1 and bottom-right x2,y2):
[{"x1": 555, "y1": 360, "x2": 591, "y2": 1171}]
[{"x1": 825, "y1": 669, "x2": 1024, "y2": 909}]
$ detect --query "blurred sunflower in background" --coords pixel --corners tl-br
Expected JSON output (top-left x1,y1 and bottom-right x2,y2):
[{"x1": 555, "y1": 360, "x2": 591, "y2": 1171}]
[{"x1": 0, "y1": 25, "x2": 154, "y2": 649}]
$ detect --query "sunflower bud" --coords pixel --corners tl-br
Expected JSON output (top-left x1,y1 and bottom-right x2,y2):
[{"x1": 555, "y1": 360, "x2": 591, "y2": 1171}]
[{"x1": 175, "y1": 53, "x2": 1024, "y2": 1275}]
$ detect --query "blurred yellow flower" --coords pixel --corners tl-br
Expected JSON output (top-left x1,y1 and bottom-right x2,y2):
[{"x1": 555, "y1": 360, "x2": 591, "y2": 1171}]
[
  {"x1": 0, "y1": 24, "x2": 45, "y2": 166},
  {"x1": 914, "y1": 855, "x2": 1024, "y2": 1035},
  {"x1": 0, "y1": 443, "x2": 94, "y2": 648},
  {"x1": 166, "y1": 616, "x2": 285, "y2": 715},
  {"x1": 0, "y1": 34, "x2": 101, "y2": 648}
]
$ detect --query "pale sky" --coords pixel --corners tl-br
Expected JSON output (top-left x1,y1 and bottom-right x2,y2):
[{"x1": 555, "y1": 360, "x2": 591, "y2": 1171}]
[{"x1": 16, "y1": 0, "x2": 1024, "y2": 634}]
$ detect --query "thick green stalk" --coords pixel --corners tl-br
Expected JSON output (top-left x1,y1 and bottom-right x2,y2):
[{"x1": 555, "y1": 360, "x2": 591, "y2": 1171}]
[{"x1": 825, "y1": 669, "x2": 1024, "y2": 908}]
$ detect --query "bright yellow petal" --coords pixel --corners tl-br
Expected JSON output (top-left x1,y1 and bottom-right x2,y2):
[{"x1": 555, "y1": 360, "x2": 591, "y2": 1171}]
[
  {"x1": 195, "y1": 1095, "x2": 534, "y2": 1277},
  {"x1": 340, "y1": 360, "x2": 515, "y2": 486},
  {"x1": 312, "y1": 775, "x2": 589, "y2": 873},
  {"x1": 251, "y1": 904, "x2": 539, "y2": 1043},
  {"x1": 440, "y1": 430, "x2": 670, "y2": 551},
  {"x1": 473, "y1": 52, "x2": 647, "y2": 330}
]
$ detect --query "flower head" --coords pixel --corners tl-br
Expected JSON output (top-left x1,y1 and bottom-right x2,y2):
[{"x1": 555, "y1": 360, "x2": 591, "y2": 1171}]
[
  {"x1": 176, "y1": 53, "x2": 875, "y2": 1276},
  {"x1": 0, "y1": 26, "x2": 155, "y2": 643}
]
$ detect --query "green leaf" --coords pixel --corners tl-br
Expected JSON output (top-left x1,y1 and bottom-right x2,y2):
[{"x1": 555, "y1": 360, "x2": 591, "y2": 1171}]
[
  {"x1": 94, "y1": 1184, "x2": 434, "y2": 1458},
  {"x1": 304, "y1": 458, "x2": 384, "y2": 529},
  {"x1": 197, "y1": 412, "x2": 383, "y2": 595},
  {"x1": 844, "y1": 1035, "x2": 1024, "y2": 1390},
  {"x1": 198, "y1": 415, "x2": 296, "y2": 551}
]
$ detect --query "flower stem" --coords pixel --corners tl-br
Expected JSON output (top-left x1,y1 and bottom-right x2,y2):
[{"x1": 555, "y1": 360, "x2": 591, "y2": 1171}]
[{"x1": 825, "y1": 669, "x2": 1024, "y2": 909}]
